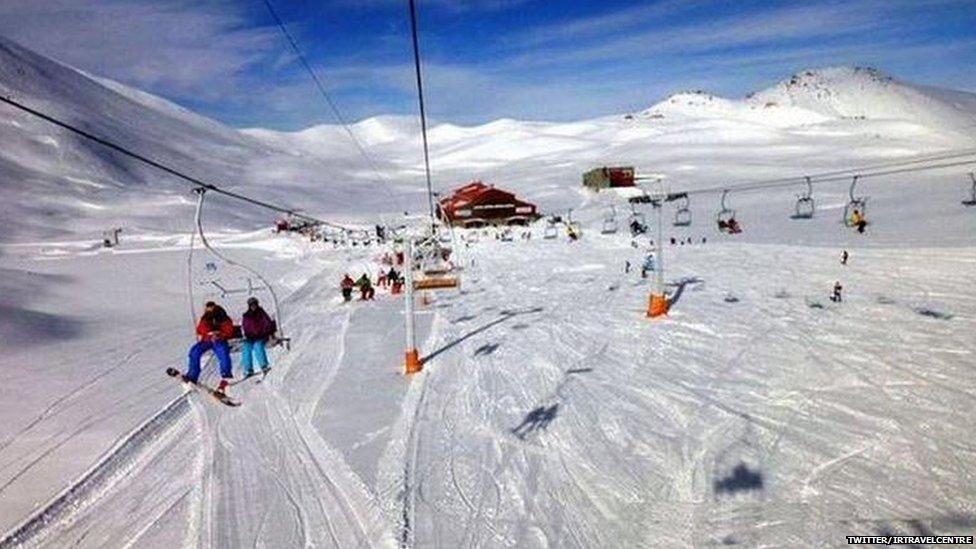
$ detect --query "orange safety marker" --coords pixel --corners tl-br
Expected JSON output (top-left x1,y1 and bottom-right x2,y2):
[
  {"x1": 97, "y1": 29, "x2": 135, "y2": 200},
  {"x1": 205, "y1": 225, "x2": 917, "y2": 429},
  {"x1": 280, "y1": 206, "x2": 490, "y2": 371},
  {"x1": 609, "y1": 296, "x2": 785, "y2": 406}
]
[
  {"x1": 646, "y1": 183, "x2": 669, "y2": 320},
  {"x1": 647, "y1": 293, "x2": 669, "y2": 318},
  {"x1": 405, "y1": 348, "x2": 422, "y2": 374}
]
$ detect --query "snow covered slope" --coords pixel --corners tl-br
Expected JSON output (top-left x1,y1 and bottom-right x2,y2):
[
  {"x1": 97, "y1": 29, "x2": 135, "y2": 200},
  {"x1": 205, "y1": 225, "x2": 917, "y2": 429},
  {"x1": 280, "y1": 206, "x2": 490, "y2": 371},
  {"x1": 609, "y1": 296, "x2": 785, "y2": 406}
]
[{"x1": 0, "y1": 35, "x2": 395, "y2": 243}]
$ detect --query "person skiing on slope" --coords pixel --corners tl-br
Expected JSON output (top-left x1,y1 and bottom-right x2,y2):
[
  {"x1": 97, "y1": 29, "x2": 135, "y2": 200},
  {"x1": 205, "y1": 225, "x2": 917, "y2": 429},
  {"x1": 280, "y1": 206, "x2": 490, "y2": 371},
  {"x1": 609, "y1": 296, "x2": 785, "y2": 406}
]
[
  {"x1": 831, "y1": 281, "x2": 843, "y2": 303},
  {"x1": 340, "y1": 274, "x2": 355, "y2": 302},
  {"x1": 388, "y1": 267, "x2": 403, "y2": 294},
  {"x1": 355, "y1": 273, "x2": 375, "y2": 300},
  {"x1": 841, "y1": 250, "x2": 849, "y2": 265},
  {"x1": 241, "y1": 297, "x2": 276, "y2": 377},
  {"x1": 641, "y1": 252, "x2": 656, "y2": 279},
  {"x1": 184, "y1": 301, "x2": 235, "y2": 393}
]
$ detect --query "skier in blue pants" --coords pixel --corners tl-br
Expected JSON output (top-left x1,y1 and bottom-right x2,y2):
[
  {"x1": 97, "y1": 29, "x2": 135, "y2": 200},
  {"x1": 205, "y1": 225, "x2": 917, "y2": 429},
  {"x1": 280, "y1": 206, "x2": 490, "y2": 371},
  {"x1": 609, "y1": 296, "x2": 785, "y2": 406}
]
[
  {"x1": 240, "y1": 297, "x2": 276, "y2": 376},
  {"x1": 186, "y1": 301, "x2": 235, "y2": 393}
]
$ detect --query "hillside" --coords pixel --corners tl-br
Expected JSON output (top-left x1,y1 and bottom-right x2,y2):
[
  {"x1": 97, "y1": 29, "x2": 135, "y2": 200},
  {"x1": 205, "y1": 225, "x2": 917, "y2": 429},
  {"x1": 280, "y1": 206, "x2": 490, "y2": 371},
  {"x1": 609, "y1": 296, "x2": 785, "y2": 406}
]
[
  {"x1": 2, "y1": 33, "x2": 975, "y2": 245},
  {"x1": 0, "y1": 35, "x2": 393, "y2": 243}
]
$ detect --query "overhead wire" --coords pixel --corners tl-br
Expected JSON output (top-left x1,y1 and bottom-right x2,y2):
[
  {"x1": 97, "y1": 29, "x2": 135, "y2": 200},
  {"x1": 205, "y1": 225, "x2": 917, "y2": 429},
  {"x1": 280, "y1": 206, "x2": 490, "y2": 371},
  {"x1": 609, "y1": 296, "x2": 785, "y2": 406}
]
[
  {"x1": 406, "y1": 0, "x2": 438, "y2": 227},
  {"x1": 0, "y1": 93, "x2": 349, "y2": 229},
  {"x1": 260, "y1": 0, "x2": 402, "y2": 215},
  {"x1": 679, "y1": 148, "x2": 976, "y2": 198}
]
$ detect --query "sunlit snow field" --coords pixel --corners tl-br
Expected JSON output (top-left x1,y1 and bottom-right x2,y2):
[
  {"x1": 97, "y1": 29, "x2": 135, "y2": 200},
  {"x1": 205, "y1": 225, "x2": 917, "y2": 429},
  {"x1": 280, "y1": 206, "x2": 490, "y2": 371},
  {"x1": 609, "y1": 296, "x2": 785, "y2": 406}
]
[{"x1": 1, "y1": 35, "x2": 975, "y2": 548}]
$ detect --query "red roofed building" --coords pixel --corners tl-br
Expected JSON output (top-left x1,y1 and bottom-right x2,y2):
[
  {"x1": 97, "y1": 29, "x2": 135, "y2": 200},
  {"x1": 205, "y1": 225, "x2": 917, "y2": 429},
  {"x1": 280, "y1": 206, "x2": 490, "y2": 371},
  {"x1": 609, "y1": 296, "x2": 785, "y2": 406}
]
[{"x1": 437, "y1": 181, "x2": 539, "y2": 227}]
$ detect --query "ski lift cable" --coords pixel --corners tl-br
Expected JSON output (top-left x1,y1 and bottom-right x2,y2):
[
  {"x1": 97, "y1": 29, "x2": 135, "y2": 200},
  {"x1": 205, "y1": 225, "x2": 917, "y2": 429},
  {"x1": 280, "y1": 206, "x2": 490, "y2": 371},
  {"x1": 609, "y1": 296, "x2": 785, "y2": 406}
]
[
  {"x1": 0, "y1": 94, "x2": 349, "y2": 230},
  {"x1": 688, "y1": 147, "x2": 976, "y2": 195},
  {"x1": 260, "y1": 0, "x2": 397, "y2": 204},
  {"x1": 190, "y1": 188, "x2": 286, "y2": 338},
  {"x1": 407, "y1": 0, "x2": 437, "y2": 228},
  {"x1": 683, "y1": 156, "x2": 976, "y2": 198}
]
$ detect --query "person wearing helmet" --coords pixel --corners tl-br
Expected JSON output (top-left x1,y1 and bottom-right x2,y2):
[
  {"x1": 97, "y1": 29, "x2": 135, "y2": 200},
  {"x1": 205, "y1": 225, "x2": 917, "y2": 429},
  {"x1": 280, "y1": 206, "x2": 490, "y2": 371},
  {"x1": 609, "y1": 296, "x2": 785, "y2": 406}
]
[
  {"x1": 241, "y1": 297, "x2": 276, "y2": 377},
  {"x1": 184, "y1": 301, "x2": 235, "y2": 394}
]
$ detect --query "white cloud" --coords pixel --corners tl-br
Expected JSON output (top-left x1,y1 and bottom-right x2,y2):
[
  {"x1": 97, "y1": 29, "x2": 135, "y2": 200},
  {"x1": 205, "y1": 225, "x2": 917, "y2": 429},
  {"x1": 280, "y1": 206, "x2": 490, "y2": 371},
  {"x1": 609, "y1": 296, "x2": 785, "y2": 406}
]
[{"x1": 0, "y1": 0, "x2": 277, "y2": 101}]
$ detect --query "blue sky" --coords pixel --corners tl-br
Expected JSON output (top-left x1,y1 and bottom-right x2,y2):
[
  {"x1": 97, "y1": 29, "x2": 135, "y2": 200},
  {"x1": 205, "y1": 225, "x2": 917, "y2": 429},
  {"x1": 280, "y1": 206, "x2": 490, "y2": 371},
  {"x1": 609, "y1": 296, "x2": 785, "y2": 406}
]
[{"x1": 0, "y1": 0, "x2": 974, "y2": 129}]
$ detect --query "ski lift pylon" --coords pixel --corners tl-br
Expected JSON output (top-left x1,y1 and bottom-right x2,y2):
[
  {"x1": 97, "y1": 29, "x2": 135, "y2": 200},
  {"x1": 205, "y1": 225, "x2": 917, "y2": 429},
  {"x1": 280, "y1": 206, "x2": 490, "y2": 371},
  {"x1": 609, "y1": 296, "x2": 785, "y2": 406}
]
[
  {"x1": 843, "y1": 176, "x2": 868, "y2": 226},
  {"x1": 791, "y1": 176, "x2": 815, "y2": 219}
]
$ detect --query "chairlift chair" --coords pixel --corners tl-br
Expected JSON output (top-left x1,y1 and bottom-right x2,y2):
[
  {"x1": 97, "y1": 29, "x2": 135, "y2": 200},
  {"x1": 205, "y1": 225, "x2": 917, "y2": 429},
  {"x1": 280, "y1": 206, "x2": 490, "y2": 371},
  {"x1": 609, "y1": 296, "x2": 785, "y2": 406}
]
[
  {"x1": 843, "y1": 176, "x2": 868, "y2": 226},
  {"x1": 791, "y1": 176, "x2": 815, "y2": 219},
  {"x1": 187, "y1": 188, "x2": 290, "y2": 351},
  {"x1": 963, "y1": 172, "x2": 976, "y2": 206},
  {"x1": 716, "y1": 190, "x2": 736, "y2": 229},
  {"x1": 673, "y1": 194, "x2": 692, "y2": 227},
  {"x1": 543, "y1": 220, "x2": 558, "y2": 239},
  {"x1": 601, "y1": 205, "x2": 618, "y2": 234},
  {"x1": 413, "y1": 237, "x2": 460, "y2": 290}
]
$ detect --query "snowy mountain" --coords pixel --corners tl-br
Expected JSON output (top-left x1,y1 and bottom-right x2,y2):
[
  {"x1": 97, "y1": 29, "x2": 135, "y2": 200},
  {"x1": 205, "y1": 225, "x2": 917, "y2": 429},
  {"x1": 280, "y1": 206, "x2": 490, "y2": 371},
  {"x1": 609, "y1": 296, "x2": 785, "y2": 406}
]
[
  {"x1": 0, "y1": 35, "x2": 395, "y2": 243},
  {"x1": 750, "y1": 66, "x2": 976, "y2": 138},
  {"x1": 2, "y1": 32, "x2": 975, "y2": 245}
]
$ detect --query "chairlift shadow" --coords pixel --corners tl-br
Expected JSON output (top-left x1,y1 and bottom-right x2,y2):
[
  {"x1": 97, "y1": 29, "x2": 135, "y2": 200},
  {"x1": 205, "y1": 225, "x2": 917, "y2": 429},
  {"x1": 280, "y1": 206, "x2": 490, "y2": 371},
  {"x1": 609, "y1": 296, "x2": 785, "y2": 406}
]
[
  {"x1": 422, "y1": 306, "x2": 544, "y2": 363},
  {"x1": 665, "y1": 276, "x2": 703, "y2": 308},
  {"x1": 511, "y1": 403, "x2": 559, "y2": 439}
]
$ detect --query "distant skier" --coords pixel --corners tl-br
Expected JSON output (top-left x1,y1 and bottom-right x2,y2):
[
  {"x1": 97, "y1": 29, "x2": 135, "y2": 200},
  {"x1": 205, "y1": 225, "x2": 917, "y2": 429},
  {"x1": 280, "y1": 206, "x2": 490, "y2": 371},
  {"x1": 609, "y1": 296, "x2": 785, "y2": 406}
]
[
  {"x1": 184, "y1": 301, "x2": 235, "y2": 394},
  {"x1": 625, "y1": 260, "x2": 631, "y2": 274},
  {"x1": 841, "y1": 250, "x2": 849, "y2": 265},
  {"x1": 340, "y1": 274, "x2": 355, "y2": 302},
  {"x1": 356, "y1": 273, "x2": 375, "y2": 300},
  {"x1": 641, "y1": 253, "x2": 656, "y2": 278},
  {"x1": 241, "y1": 297, "x2": 276, "y2": 377},
  {"x1": 831, "y1": 281, "x2": 843, "y2": 303},
  {"x1": 388, "y1": 267, "x2": 403, "y2": 294}
]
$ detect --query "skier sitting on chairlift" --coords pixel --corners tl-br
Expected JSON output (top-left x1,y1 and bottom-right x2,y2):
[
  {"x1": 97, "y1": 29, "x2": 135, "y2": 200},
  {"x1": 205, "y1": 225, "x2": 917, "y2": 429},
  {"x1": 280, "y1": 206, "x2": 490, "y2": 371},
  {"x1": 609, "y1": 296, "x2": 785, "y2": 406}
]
[
  {"x1": 241, "y1": 297, "x2": 276, "y2": 377},
  {"x1": 340, "y1": 274, "x2": 355, "y2": 302},
  {"x1": 719, "y1": 217, "x2": 742, "y2": 234},
  {"x1": 184, "y1": 301, "x2": 235, "y2": 393},
  {"x1": 849, "y1": 210, "x2": 867, "y2": 234}
]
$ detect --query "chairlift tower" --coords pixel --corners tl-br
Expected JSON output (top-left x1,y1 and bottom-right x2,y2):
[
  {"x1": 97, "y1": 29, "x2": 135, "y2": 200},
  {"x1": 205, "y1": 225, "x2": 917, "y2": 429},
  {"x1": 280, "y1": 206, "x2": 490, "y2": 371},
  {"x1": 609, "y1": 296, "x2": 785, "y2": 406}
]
[
  {"x1": 647, "y1": 183, "x2": 669, "y2": 318},
  {"x1": 403, "y1": 238, "x2": 422, "y2": 374}
]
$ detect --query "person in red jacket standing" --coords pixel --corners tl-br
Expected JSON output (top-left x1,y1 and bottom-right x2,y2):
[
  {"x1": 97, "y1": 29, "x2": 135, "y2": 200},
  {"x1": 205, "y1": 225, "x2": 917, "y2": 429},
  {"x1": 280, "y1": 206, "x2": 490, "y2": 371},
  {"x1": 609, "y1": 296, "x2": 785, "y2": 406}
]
[{"x1": 184, "y1": 301, "x2": 235, "y2": 394}]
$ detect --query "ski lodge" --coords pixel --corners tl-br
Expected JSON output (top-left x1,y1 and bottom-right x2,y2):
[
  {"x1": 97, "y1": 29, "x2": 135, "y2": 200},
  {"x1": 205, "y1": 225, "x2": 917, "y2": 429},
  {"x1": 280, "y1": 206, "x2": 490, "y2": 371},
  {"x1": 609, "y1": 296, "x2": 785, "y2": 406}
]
[
  {"x1": 437, "y1": 181, "x2": 539, "y2": 227},
  {"x1": 583, "y1": 166, "x2": 636, "y2": 191}
]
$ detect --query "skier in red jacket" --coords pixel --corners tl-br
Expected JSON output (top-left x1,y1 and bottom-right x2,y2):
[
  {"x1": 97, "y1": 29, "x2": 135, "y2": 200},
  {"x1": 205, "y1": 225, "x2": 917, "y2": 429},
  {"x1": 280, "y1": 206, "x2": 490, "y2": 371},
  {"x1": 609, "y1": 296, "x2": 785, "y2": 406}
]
[{"x1": 184, "y1": 301, "x2": 235, "y2": 393}]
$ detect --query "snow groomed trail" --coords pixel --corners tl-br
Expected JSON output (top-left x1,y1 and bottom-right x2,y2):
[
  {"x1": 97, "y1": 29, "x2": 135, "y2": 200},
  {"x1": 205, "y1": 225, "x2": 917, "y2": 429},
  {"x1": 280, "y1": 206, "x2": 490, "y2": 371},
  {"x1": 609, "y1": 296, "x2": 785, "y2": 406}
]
[
  {"x1": 384, "y1": 235, "x2": 976, "y2": 547},
  {"x1": 2, "y1": 232, "x2": 975, "y2": 548}
]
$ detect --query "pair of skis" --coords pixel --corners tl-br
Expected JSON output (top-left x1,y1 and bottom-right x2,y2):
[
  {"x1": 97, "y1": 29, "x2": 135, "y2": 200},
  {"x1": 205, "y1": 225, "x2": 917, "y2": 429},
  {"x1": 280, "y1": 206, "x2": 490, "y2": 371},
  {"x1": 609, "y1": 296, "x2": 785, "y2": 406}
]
[{"x1": 165, "y1": 367, "x2": 269, "y2": 407}]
